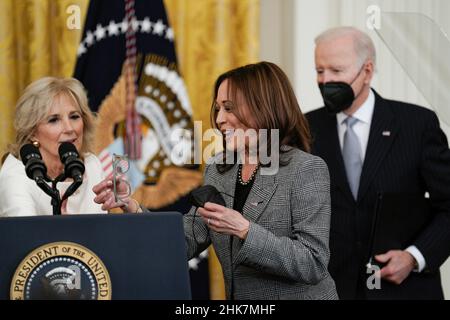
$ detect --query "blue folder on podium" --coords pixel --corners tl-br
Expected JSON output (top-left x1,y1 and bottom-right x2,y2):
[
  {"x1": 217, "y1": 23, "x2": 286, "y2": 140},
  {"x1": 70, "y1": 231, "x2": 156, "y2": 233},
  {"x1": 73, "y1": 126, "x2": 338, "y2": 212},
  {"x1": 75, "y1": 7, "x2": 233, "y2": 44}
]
[{"x1": 0, "y1": 212, "x2": 191, "y2": 300}]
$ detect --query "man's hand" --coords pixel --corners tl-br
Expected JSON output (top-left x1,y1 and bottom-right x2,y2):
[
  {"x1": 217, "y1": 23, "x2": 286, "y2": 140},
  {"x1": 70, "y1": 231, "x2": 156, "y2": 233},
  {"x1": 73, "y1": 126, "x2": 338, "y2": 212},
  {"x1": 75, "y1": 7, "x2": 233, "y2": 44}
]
[{"x1": 375, "y1": 250, "x2": 417, "y2": 285}]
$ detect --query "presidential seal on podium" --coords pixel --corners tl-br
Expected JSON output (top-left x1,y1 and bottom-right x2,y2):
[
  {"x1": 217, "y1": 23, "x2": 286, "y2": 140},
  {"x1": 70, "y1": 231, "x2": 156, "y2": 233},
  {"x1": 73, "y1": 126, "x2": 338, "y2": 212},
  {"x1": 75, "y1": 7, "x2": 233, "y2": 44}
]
[{"x1": 10, "y1": 242, "x2": 111, "y2": 300}]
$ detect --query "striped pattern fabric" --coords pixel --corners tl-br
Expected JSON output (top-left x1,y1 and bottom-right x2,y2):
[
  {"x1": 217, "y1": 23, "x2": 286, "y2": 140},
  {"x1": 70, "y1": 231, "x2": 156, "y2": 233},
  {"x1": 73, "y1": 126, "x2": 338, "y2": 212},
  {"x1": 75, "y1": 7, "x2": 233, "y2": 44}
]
[
  {"x1": 306, "y1": 90, "x2": 450, "y2": 300},
  {"x1": 124, "y1": 0, "x2": 141, "y2": 160},
  {"x1": 183, "y1": 147, "x2": 338, "y2": 300},
  {"x1": 98, "y1": 149, "x2": 113, "y2": 178}
]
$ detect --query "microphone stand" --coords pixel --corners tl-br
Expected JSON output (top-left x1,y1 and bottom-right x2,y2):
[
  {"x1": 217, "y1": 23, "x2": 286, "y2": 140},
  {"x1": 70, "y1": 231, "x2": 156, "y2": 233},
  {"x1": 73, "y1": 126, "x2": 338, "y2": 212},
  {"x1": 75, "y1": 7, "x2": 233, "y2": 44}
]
[
  {"x1": 51, "y1": 173, "x2": 68, "y2": 215},
  {"x1": 61, "y1": 179, "x2": 82, "y2": 202},
  {"x1": 32, "y1": 170, "x2": 83, "y2": 216},
  {"x1": 34, "y1": 175, "x2": 62, "y2": 216},
  {"x1": 54, "y1": 173, "x2": 83, "y2": 214}
]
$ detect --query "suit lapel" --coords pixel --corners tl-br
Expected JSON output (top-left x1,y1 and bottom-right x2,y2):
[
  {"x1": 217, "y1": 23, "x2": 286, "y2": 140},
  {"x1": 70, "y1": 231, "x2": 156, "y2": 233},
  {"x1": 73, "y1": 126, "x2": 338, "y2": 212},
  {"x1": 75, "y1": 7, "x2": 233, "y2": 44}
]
[{"x1": 358, "y1": 92, "x2": 398, "y2": 201}]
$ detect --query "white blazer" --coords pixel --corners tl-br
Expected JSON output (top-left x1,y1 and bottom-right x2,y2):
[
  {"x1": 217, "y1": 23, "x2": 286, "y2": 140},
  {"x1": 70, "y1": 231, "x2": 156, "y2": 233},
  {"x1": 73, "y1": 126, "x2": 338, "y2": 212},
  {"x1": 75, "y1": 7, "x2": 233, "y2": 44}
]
[{"x1": 0, "y1": 153, "x2": 107, "y2": 216}]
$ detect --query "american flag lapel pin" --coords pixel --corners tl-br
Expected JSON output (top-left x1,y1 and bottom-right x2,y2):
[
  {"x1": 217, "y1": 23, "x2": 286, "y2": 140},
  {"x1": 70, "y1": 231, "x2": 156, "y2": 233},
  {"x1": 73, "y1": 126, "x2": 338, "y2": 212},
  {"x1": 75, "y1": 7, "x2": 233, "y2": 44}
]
[
  {"x1": 382, "y1": 131, "x2": 391, "y2": 137},
  {"x1": 250, "y1": 200, "x2": 263, "y2": 207}
]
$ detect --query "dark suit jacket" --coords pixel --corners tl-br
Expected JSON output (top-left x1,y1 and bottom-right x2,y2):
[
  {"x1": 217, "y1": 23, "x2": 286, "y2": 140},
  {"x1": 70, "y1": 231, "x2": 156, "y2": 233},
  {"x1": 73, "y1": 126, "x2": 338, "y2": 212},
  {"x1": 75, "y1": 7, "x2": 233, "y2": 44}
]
[{"x1": 306, "y1": 90, "x2": 450, "y2": 299}]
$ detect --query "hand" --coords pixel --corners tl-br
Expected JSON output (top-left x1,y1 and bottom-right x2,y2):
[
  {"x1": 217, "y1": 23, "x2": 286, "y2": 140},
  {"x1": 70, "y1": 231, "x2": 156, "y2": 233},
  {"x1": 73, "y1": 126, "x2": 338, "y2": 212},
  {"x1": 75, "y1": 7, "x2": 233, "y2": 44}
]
[
  {"x1": 92, "y1": 177, "x2": 138, "y2": 212},
  {"x1": 198, "y1": 202, "x2": 250, "y2": 239},
  {"x1": 375, "y1": 250, "x2": 416, "y2": 285}
]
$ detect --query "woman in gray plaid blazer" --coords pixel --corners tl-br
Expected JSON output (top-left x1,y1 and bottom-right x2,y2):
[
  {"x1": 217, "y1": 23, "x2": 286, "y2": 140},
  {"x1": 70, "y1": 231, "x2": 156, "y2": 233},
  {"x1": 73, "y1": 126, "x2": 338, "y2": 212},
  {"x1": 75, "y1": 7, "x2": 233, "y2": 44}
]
[
  {"x1": 186, "y1": 62, "x2": 338, "y2": 299},
  {"x1": 93, "y1": 61, "x2": 338, "y2": 300}
]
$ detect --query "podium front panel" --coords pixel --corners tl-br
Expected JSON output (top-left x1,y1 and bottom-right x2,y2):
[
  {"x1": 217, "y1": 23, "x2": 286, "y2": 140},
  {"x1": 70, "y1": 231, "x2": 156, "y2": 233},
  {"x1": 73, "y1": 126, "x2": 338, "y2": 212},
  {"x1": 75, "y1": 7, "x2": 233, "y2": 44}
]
[{"x1": 0, "y1": 213, "x2": 191, "y2": 300}]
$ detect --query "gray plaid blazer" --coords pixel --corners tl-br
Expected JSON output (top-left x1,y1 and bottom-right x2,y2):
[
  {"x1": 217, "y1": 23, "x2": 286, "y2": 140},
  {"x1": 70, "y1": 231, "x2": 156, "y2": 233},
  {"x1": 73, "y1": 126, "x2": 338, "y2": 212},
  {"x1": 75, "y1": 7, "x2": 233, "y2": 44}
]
[{"x1": 184, "y1": 147, "x2": 338, "y2": 300}]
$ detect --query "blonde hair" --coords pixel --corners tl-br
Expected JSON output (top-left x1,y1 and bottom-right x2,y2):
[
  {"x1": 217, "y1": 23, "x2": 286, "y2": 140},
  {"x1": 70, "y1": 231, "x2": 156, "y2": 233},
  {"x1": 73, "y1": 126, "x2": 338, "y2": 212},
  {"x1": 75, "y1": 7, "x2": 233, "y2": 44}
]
[
  {"x1": 7, "y1": 77, "x2": 96, "y2": 159},
  {"x1": 315, "y1": 26, "x2": 376, "y2": 67}
]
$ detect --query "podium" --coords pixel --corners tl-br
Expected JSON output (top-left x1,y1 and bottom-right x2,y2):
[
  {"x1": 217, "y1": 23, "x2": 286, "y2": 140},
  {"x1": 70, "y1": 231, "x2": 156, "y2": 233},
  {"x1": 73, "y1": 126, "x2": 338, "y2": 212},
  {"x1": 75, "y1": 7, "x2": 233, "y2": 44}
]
[{"x1": 0, "y1": 213, "x2": 191, "y2": 300}]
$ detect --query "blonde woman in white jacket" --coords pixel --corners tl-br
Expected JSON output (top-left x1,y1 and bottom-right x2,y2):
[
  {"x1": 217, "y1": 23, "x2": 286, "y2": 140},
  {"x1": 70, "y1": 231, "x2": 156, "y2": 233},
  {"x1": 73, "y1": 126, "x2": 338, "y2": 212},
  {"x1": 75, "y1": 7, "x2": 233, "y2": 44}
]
[{"x1": 0, "y1": 77, "x2": 106, "y2": 216}]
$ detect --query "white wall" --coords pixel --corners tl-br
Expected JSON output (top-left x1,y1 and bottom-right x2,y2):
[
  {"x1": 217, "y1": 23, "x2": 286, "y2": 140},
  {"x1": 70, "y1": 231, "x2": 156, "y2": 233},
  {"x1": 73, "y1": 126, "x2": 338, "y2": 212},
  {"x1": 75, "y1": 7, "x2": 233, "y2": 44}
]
[{"x1": 260, "y1": 0, "x2": 450, "y2": 299}]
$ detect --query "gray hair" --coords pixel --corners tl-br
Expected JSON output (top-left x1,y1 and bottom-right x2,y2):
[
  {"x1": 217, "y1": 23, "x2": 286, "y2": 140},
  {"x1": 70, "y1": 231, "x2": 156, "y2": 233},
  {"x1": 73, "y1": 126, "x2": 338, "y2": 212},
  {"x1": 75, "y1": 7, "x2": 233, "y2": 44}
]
[{"x1": 315, "y1": 26, "x2": 376, "y2": 67}]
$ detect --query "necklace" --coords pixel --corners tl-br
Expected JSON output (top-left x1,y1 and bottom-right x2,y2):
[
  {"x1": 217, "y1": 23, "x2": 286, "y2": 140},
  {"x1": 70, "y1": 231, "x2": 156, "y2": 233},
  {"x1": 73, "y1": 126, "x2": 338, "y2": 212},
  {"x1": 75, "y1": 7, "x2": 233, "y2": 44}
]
[{"x1": 238, "y1": 164, "x2": 259, "y2": 186}]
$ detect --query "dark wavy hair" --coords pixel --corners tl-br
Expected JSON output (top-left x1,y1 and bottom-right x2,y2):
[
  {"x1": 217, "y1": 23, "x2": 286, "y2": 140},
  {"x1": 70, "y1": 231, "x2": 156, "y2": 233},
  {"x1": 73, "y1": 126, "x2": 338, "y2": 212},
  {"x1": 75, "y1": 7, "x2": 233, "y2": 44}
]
[{"x1": 210, "y1": 61, "x2": 311, "y2": 172}]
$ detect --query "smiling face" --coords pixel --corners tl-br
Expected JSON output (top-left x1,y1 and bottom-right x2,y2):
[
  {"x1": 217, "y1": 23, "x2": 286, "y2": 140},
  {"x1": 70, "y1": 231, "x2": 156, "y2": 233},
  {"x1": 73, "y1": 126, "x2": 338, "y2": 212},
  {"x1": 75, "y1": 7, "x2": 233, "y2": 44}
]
[
  {"x1": 214, "y1": 79, "x2": 256, "y2": 153},
  {"x1": 32, "y1": 93, "x2": 84, "y2": 167}
]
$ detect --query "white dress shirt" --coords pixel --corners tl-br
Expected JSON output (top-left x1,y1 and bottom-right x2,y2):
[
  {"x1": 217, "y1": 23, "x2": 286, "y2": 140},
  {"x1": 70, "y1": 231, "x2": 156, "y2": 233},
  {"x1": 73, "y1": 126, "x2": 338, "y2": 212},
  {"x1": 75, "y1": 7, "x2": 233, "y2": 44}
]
[{"x1": 336, "y1": 89, "x2": 426, "y2": 272}]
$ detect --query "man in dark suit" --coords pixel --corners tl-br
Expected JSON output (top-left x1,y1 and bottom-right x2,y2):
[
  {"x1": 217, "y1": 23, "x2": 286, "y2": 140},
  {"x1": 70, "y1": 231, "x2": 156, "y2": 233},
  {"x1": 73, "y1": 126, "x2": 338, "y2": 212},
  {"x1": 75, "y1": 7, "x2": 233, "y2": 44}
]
[{"x1": 306, "y1": 26, "x2": 450, "y2": 299}]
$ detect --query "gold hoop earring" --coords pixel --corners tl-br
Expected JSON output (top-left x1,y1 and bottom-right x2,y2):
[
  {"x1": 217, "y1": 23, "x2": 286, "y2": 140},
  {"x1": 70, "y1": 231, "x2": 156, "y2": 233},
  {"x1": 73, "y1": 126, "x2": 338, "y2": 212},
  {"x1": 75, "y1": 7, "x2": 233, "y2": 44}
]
[{"x1": 32, "y1": 141, "x2": 40, "y2": 148}]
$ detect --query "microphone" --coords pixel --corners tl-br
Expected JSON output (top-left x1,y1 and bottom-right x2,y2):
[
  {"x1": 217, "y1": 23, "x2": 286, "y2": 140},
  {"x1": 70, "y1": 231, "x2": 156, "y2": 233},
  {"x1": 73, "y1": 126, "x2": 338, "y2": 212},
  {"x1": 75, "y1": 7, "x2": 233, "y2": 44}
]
[
  {"x1": 20, "y1": 144, "x2": 48, "y2": 182},
  {"x1": 20, "y1": 144, "x2": 55, "y2": 205},
  {"x1": 58, "y1": 142, "x2": 85, "y2": 183}
]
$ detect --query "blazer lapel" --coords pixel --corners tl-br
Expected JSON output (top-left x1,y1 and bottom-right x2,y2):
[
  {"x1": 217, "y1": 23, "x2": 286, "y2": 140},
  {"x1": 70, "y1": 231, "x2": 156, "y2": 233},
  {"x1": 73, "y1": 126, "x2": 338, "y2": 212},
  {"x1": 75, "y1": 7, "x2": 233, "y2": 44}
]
[
  {"x1": 358, "y1": 91, "x2": 398, "y2": 201},
  {"x1": 214, "y1": 164, "x2": 277, "y2": 268},
  {"x1": 210, "y1": 164, "x2": 237, "y2": 268},
  {"x1": 241, "y1": 171, "x2": 277, "y2": 223},
  {"x1": 214, "y1": 164, "x2": 278, "y2": 222},
  {"x1": 232, "y1": 168, "x2": 277, "y2": 266},
  {"x1": 213, "y1": 164, "x2": 237, "y2": 209}
]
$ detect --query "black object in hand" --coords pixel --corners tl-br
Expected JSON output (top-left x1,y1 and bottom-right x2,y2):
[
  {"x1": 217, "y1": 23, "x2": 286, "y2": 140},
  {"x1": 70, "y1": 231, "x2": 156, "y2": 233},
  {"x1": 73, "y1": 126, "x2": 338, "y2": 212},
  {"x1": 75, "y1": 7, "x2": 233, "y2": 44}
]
[{"x1": 188, "y1": 185, "x2": 226, "y2": 208}]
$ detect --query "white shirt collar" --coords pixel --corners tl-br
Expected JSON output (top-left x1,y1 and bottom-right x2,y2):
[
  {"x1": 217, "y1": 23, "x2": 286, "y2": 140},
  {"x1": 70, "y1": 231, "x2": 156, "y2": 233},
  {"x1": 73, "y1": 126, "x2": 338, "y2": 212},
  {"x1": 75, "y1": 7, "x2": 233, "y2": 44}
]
[{"x1": 336, "y1": 89, "x2": 375, "y2": 125}]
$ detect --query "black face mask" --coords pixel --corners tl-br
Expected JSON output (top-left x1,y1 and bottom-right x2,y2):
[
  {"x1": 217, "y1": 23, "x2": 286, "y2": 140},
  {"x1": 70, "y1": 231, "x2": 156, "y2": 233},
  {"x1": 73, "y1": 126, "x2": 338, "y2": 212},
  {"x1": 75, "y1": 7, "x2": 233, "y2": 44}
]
[
  {"x1": 319, "y1": 82, "x2": 355, "y2": 114},
  {"x1": 318, "y1": 65, "x2": 365, "y2": 114}
]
